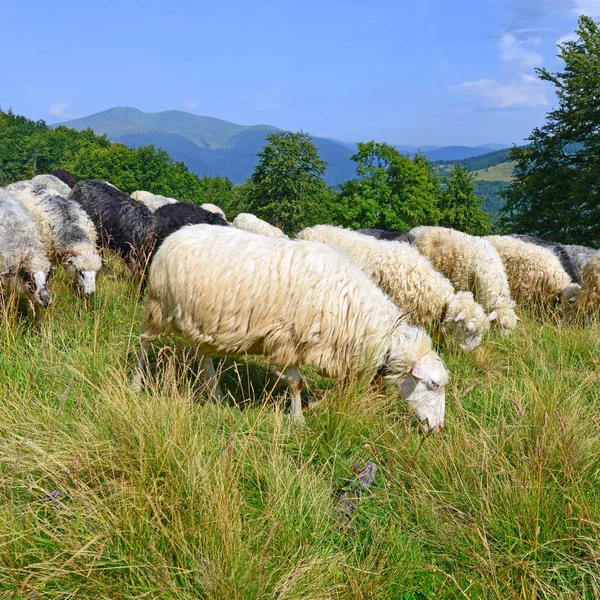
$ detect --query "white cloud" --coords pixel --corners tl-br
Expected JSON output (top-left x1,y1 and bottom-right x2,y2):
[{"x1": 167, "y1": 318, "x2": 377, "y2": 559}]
[
  {"x1": 570, "y1": 0, "x2": 600, "y2": 17},
  {"x1": 48, "y1": 103, "x2": 80, "y2": 120},
  {"x1": 556, "y1": 33, "x2": 577, "y2": 45},
  {"x1": 453, "y1": 74, "x2": 549, "y2": 108},
  {"x1": 183, "y1": 100, "x2": 199, "y2": 111},
  {"x1": 499, "y1": 33, "x2": 544, "y2": 69}
]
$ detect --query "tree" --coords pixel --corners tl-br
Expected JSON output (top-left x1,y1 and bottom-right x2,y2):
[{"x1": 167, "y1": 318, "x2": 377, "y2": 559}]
[
  {"x1": 439, "y1": 165, "x2": 490, "y2": 235},
  {"x1": 499, "y1": 16, "x2": 600, "y2": 246},
  {"x1": 334, "y1": 142, "x2": 441, "y2": 230},
  {"x1": 245, "y1": 131, "x2": 330, "y2": 233}
]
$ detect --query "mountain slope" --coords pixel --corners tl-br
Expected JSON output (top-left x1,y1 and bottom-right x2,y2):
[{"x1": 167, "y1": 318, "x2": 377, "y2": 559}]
[{"x1": 59, "y1": 107, "x2": 357, "y2": 185}]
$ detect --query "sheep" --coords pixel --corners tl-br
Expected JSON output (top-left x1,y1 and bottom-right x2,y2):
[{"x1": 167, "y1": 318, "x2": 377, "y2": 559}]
[
  {"x1": 130, "y1": 190, "x2": 178, "y2": 212},
  {"x1": 232, "y1": 213, "x2": 287, "y2": 238},
  {"x1": 577, "y1": 251, "x2": 600, "y2": 315},
  {"x1": 70, "y1": 180, "x2": 152, "y2": 265},
  {"x1": 144, "y1": 202, "x2": 229, "y2": 258},
  {"x1": 49, "y1": 169, "x2": 77, "y2": 189},
  {"x1": 358, "y1": 228, "x2": 415, "y2": 244},
  {"x1": 486, "y1": 235, "x2": 580, "y2": 308},
  {"x1": 132, "y1": 225, "x2": 449, "y2": 432},
  {"x1": 6, "y1": 180, "x2": 102, "y2": 295},
  {"x1": 410, "y1": 226, "x2": 518, "y2": 335},
  {"x1": 564, "y1": 244, "x2": 598, "y2": 274},
  {"x1": 200, "y1": 203, "x2": 227, "y2": 220},
  {"x1": 31, "y1": 174, "x2": 72, "y2": 198},
  {"x1": 298, "y1": 225, "x2": 489, "y2": 351},
  {"x1": 0, "y1": 189, "x2": 52, "y2": 307},
  {"x1": 510, "y1": 234, "x2": 580, "y2": 284}
]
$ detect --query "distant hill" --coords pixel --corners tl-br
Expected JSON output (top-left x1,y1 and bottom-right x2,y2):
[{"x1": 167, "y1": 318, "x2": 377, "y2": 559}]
[
  {"x1": 59, "y1": 108, "x2": 512, "y2": 186},
  {"x1": 59, "y1": 108, "x2": 357, "y2": 185},
  {"x1": 473, "y1": 162, "x2": 515, "y2": 182}
]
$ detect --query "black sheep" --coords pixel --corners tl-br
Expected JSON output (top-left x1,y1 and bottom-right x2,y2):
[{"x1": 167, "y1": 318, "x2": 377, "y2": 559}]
[
  {"x1": 510, "y1": 234, "x2": 581, "y2": 284},
  {"x1": 145, "y1": 202, "x2": 229, "y2": 258},
  {"x1": 358, "y1": 228, "x2": 415, "y2": 244},
  {"x1": 69, "y1": 180, "x2": 152, "y2": 265},
  {"x1": 50, "y1": 169, "x2": 78, "y2": 189}
]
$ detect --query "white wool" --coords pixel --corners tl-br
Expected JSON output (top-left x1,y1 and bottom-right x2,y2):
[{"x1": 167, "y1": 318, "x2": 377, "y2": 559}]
[
  {"x1": 410, "y1": 226, "x2": 518, "y2": 334},
  {"x1": 200, "y1": 203, "x2": 227, "y2": 219},
  {"x1": 130, "y1": 190, "x2": 178, "y2": 212},
  {"x1": 31, "y1": 174, "x2": 72, "y2": 197},
  {"x1": 137, "y1": 225, "x2": 449, "y2": 430},
  {"x1": 486, "y1": 235, "x2": 580, "y2": 306},
  {"x1": 232, "y1": 213, "x2": 287, "y2": 238},
  {"x1": 298, "y1": 225, "x2": 489, "y2": 350}
]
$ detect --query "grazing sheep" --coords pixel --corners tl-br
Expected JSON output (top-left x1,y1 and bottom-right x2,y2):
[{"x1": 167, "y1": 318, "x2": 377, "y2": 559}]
[
  {"x1": 133, "y1": 225, "x2": 449, "y2": 431},
  {"x1": 232, "y1": 213, "x2": 287, "y2": 238},
  {"x1": 358, "y1": 228, "x2": 415, "y2": 244},
  {"x1": 410, "y1": 226, "x2": 518, "y2": 334},
  {"x1": 130, "y1": 190, "x2": 178, "y2": 212},
  {"x1": 565, "y1": 244, "x2": 598, "y2": 274},
  {"x1": 6, "y1": 181, "x2": 102, "y2": 295},
  {"x1": 298, "y1": 225, "x2": 489, "y2": 351},
  {"x1": 70, "y1": 180, "x2": 152, "y2": 265},
  {"x1": 145, "y1": 202, "x2": 229, "y2": 257},
  {"x1": 578, "y1": 251, "x2": 600, "y2": 315},
  {"x1": 486, "y1": 235, "x2": 580, "y2": 307},
  {"x1": 31, "y1": 174, "x2": 72, "y2": 198},
  {"x1": 49, "y1": 169, "x2": 77, "y2": 189},
  {"x1": 200, "y1": 203, "x2": 227, "y2": 220},
  {"x1": 0, "y1": 189, "x2": 52, "y2": 307},
  {"x1": 510, "y1": 234, "x2": 580, "y2": 284}
]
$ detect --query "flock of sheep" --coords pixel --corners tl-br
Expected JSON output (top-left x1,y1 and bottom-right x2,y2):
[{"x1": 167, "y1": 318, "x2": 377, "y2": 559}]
[{"x1": 1, "y1": 170, "x2": 599, "y2": 433}]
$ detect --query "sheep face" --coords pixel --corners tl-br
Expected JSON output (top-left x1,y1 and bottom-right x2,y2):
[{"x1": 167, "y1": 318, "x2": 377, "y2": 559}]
[
  {"x1": 398, "y1": 353, "x2": 448, "y2": 433},
  {"x1": 560, "y1": 283, "x2": 580, "y2": 312},
  {"x1": 489, "y1": 305, "x2": 518, "y2": 335},
  {"x1": 443, "y1": 292, "x2": 489, "y2": 352},
  {"x1": 3, "y1": 268, "x2": 52, "y2": 307},
  {"x1": 64, "y1": 253, "x2": 103, "y2": 295},
  {"x1": 382, "y1": 346, "x2": 448, "y2": 433}
]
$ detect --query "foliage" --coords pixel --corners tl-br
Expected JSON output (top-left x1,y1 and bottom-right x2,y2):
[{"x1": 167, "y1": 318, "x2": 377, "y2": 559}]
[
  {"x1": 243, "y1": 131, "x2": 331, "y2": 233},
  {"x1": 0, "y1": 254, "x2": 599, "y2": 598},
  {"x1": 475, "y1": 180, "x2": 509, "y2": 214},
  {"x1": 438, "y1": 165, "x2": 490, "y2": 235},
  {"x1": 499, "y1": 16, "x2": 600, "y2": 246},
  {"x1": 0, "y1": 108, "x2": 236, "y2": 207},
  {"x1": 333, "y1": 142, "x2": 442, "y2": 230}
]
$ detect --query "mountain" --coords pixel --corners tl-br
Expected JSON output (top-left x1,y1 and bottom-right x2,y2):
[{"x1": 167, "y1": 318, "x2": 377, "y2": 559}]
[
  {"x1": 424, "y1": 146, "x2": 496, "y2": 161},
  {"x1": 477, "y1": 143, "x2": 510, "y2": 151},
  {"x1": 59, "y1": 107, "x2": 357, "y2": 185}
]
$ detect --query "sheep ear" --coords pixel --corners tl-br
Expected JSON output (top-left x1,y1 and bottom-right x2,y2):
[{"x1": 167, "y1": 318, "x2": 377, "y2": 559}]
[
  {"x1": 454, "y1": 311, "x2": 465, "y2": 322},
  {"x1": 411, "y1": 360, "x2": 428, "y2": 380},
  {"x1": 488, "y1": 311, "x2": 498, "y2": 321},
  {"x1": 515, "y1": 315, "x2": 522, "y2": 321}
]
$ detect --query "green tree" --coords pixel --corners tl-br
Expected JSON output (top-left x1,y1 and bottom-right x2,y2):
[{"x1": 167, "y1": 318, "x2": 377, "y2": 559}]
[
  {"x1": 335, "y1": 142, "x2": 441, "y2": 230},
  {"x1": 439, "y1": 164, "x2": 490, "y2": 235},
  {"x1": 499, "y1": 16, "x2": 600, "y2": 246},
  {"x1": 244, "y1": 131, "x2": 329, "y2": 233}
]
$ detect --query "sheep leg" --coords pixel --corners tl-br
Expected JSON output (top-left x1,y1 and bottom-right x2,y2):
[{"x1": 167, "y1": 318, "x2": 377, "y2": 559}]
[
  {"x1": 131, "y1": 336, "x2": 154, "y2": 392},
  {"x1": 284, "y1": 365, "x2": 305, "y2": 424},
  {"x1": 201, "y1": 356, "x2": 225, "y2": 401}
]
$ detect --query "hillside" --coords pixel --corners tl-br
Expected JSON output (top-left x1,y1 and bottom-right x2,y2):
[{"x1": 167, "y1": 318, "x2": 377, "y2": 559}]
[
  {"x1": 473, "y1": 161, "x2": 515, "y2": 182},
  {"x1": 60, "y1": 108, "x2": 357, "y2": 186},
  {"x1": 60, "y1": 108, "x2": 512, "y2": 186}
]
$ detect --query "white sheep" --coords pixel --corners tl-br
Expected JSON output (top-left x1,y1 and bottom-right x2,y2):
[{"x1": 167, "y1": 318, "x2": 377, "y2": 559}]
[
  {"x1": 130, "y1": 190, "x2": 178, "y2": 212},
  {"x1": 486, "y1": 235, "x2": 580, "y2": 308},
  {"x1": 6, "y1": 181, "x2": 102, "y2": 295},
  {"x1": 132, "y1": 225, "x2": 449, "y2": 432},
  {"x1": 565, "y1": 244, "x2": 597, "y2": 275},
  {"x1": 578, "y1": 251, "x2": 600, "y2": 315},
  {"x1": 298, "y1": 225, "x2": 489, "y2": 351},
  {"x1": 410, "y1": 226, "x2": 518, "y2": 334},
  {"x1": 200, "y1": 203, "x2": 227, "y2": 220},
  {"x1": 232, "y1": 213, "x2": 287, "y2": 238},
  {"x1": 0, "y1": 188, "x2": 52, "y2": 307},
  {"x1": 31, "y1": 174, "x2": 72, "y2": 198}
]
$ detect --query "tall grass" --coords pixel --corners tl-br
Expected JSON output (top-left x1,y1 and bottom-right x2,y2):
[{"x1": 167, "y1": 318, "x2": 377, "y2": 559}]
[{"x1": 1, "y1": 255, "x2": 599, "y2": 599}]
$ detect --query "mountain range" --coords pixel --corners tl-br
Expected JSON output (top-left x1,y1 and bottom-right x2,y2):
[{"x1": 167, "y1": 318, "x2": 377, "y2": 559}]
[{"x1": 59, "y1": 108, "x2": 510, "y2": 185}]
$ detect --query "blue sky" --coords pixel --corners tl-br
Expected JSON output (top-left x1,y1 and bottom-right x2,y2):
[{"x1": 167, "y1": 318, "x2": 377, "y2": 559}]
[{"x1": 1, "y1": 0, "x2": 598, "y2": 146}]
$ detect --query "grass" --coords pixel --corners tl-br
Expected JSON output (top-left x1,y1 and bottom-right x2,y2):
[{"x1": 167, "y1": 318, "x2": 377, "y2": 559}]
[
  {"x1": 473, "y1": 162, "x2": 516, "y2": 182},
  {"x1": 1, "y1": 254, "x2": 599, "y2": 599}
]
